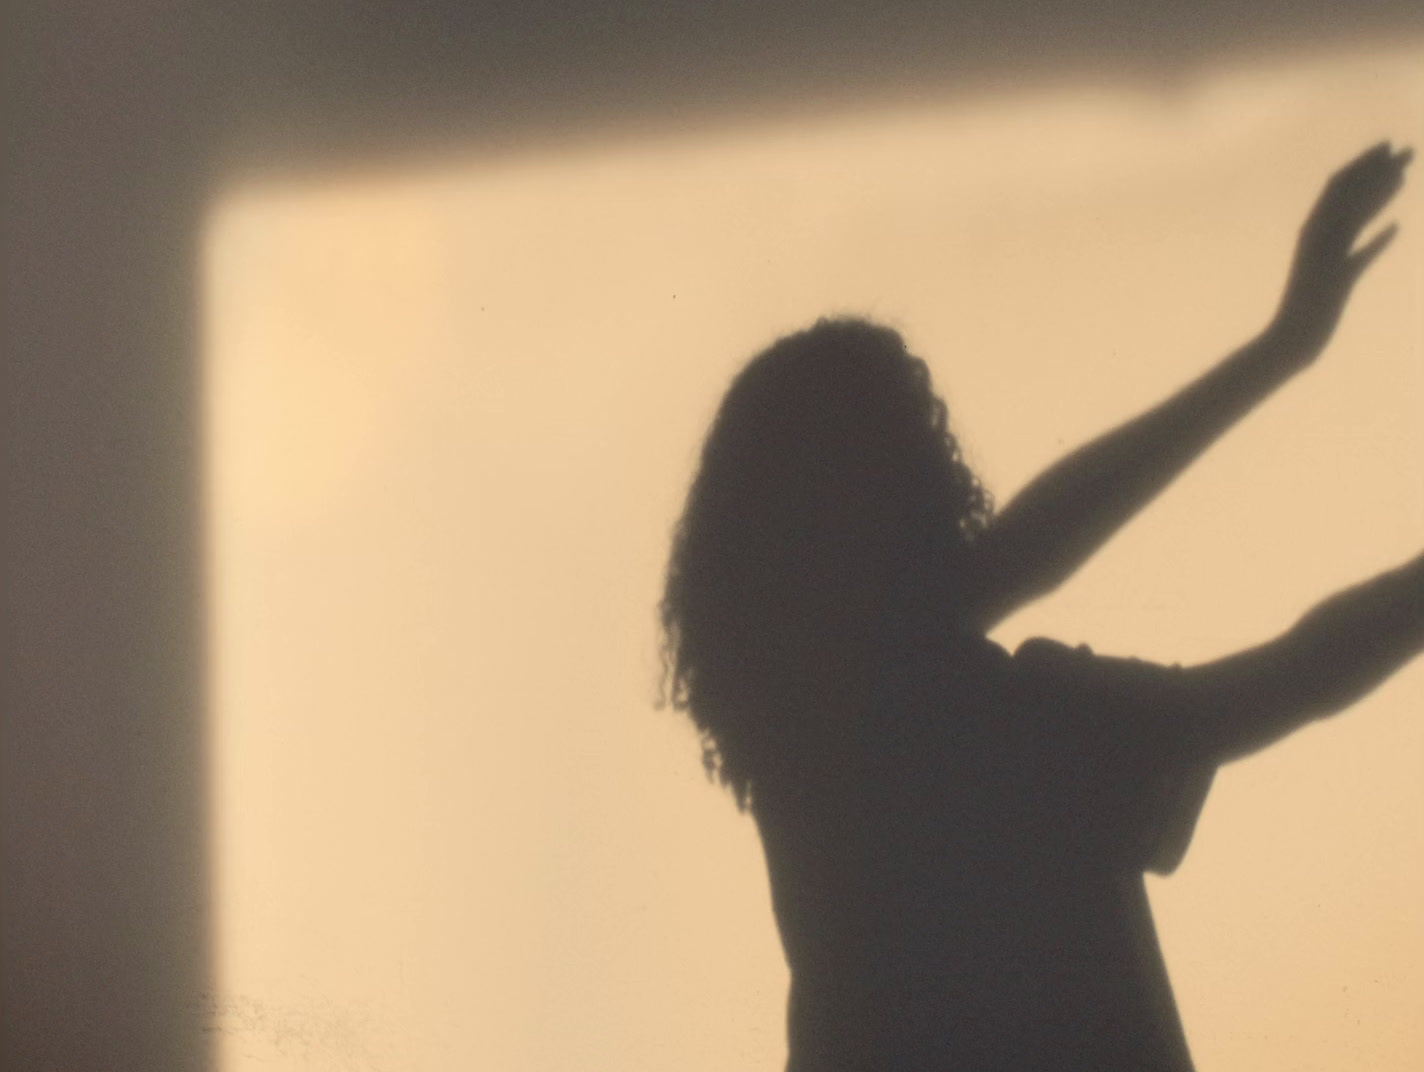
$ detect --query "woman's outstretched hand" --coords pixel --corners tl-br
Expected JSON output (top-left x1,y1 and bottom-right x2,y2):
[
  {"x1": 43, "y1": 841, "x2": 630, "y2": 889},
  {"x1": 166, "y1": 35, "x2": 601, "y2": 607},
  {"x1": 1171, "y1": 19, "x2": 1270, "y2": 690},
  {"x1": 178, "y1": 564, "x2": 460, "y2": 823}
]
[{"x1": 1270, "y1": 141, "x2": 1412, "y2": 361}]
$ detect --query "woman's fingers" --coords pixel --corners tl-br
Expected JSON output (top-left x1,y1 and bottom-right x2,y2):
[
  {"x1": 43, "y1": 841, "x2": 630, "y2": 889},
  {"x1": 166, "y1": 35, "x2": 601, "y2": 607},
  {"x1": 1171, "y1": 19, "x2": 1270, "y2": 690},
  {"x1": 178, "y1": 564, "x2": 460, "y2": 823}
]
[
  {"x1": 1303, "y1": 143, "x2": 1411, "y2": 260},
  {"x1": 1274, "y1": 145, "x2": 1410, "y2": 351},
  {"x1": 1348, "y1": 146, "x2": 1410, "y2": 222},
  {"x1": 1333, "y1": 143, "x2": 1410, "y2": 229},
  {"x1": 1329, "y1": 141, "x2": 1402, "y2": 194},
  {"x1": 1346, "y1": 222, "x2": 1399, "y2": 283}
]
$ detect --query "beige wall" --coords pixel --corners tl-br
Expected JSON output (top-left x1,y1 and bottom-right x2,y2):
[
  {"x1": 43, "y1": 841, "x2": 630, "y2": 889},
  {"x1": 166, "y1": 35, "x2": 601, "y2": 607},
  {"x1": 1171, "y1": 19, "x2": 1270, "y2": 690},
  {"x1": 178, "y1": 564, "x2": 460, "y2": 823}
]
[{"x1": 206, "y1": 45, "x2": 1424, "y2": 1071}]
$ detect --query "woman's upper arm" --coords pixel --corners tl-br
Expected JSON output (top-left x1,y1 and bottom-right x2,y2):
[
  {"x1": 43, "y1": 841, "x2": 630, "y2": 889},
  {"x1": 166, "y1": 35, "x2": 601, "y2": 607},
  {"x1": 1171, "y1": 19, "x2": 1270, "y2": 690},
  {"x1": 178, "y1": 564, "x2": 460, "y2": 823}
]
[
  {"x1": 959, "y1": 529, "x2": 1045, "y2": 632},
  {"x1": 1015, "y1": 636, "x2": 1288, "y2": 767}
]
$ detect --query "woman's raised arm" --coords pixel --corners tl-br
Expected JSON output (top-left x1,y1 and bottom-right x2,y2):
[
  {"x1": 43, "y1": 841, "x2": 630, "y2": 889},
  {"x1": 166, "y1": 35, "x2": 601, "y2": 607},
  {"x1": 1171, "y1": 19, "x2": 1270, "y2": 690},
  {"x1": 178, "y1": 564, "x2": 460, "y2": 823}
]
[{"x1": 965, "y1": 143, "x2": 1412, "y2": 632}]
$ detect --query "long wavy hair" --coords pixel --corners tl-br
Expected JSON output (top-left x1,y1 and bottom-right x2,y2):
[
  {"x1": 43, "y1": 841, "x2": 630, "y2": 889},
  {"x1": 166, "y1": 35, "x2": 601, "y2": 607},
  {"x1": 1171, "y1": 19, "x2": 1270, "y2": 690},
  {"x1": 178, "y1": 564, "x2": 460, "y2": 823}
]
[{"x1": 660, "y1": 318, "x2": 993, "y2": 809}]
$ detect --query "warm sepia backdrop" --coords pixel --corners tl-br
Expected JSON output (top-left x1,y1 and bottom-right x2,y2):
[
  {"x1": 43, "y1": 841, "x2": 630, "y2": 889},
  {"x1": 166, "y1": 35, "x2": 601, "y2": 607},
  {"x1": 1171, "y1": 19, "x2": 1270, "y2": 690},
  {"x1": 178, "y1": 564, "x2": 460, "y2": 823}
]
[{"x1": 206, "y1": 45, "x2": 1424, "y2": 1071}]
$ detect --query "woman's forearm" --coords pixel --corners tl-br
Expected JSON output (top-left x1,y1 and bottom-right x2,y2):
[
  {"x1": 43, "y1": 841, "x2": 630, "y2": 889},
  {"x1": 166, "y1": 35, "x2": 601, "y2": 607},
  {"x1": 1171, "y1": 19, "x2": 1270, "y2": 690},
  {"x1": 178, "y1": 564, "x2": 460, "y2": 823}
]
[
  {"x1": 969, "y1": 327, "x2": 1305, "y2": 627},
  {"x1": 1272, "y1": 550, "x2": 1424, "y2": 720},
  {"x1": 1188, "y1": 552, "x2": 1424, "y2": 765}
]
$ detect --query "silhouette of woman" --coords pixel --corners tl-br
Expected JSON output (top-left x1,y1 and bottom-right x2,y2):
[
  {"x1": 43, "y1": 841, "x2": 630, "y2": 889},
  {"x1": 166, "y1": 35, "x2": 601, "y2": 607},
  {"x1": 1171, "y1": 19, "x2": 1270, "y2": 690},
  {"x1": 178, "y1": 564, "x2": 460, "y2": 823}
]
[{"x1": 661, "y1": 143, "x2": 1422, "y2": 1071}]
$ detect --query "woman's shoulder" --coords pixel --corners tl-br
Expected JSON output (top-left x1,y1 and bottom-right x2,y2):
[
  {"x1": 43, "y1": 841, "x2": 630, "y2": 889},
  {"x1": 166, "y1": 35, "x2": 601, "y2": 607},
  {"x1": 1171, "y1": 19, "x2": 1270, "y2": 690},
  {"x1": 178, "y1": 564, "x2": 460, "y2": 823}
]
[
  {"x1": 910, "y1": 632, "x2": 1095, "y2": 707},
  {"x1": 1009, "y1": 636, "x2": 1185, "y2": 701},
  {"x1": 1011, "y1": 635, "x2": 1097, "y2": 671}
]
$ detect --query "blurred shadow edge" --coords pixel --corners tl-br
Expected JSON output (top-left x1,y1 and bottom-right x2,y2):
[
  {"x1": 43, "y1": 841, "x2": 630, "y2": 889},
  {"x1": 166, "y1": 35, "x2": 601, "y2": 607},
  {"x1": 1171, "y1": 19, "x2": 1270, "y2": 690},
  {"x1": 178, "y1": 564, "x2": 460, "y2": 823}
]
[{"x1": 4, "y1": 2, "x2": 1423, "y2": 1070}]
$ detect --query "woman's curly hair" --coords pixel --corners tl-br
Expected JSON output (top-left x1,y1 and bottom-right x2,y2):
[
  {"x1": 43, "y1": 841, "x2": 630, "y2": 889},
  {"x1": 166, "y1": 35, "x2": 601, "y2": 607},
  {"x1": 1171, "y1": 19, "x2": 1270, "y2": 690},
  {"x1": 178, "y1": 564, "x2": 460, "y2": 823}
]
[{"x1": 660, "y1": 318, "x2": 993, "y2": 809}]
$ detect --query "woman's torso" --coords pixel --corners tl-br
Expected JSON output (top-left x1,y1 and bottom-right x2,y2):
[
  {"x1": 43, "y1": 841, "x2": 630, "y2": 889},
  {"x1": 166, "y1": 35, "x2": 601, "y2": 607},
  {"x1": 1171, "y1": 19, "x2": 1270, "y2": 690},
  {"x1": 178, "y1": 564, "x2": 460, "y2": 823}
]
[{"x1": 751, "y1": 635, "x2": 1196, "y2": 1072}]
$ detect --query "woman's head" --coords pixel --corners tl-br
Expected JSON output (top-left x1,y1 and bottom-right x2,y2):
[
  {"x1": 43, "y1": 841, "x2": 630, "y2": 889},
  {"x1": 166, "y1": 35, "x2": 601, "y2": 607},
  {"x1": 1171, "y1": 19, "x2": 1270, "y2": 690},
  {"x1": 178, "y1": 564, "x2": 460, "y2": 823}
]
[{"x1": 660, "y1": 318, "x2": 992, "y2": 806}]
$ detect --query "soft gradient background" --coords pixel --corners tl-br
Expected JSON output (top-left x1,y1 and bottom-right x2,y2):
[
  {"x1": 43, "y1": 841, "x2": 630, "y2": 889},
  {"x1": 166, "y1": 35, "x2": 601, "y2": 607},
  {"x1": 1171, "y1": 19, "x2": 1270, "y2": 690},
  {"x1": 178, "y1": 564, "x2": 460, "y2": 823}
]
[{"x1": 206, "y1": 45, "x2": 1424, "y2": 1071}]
